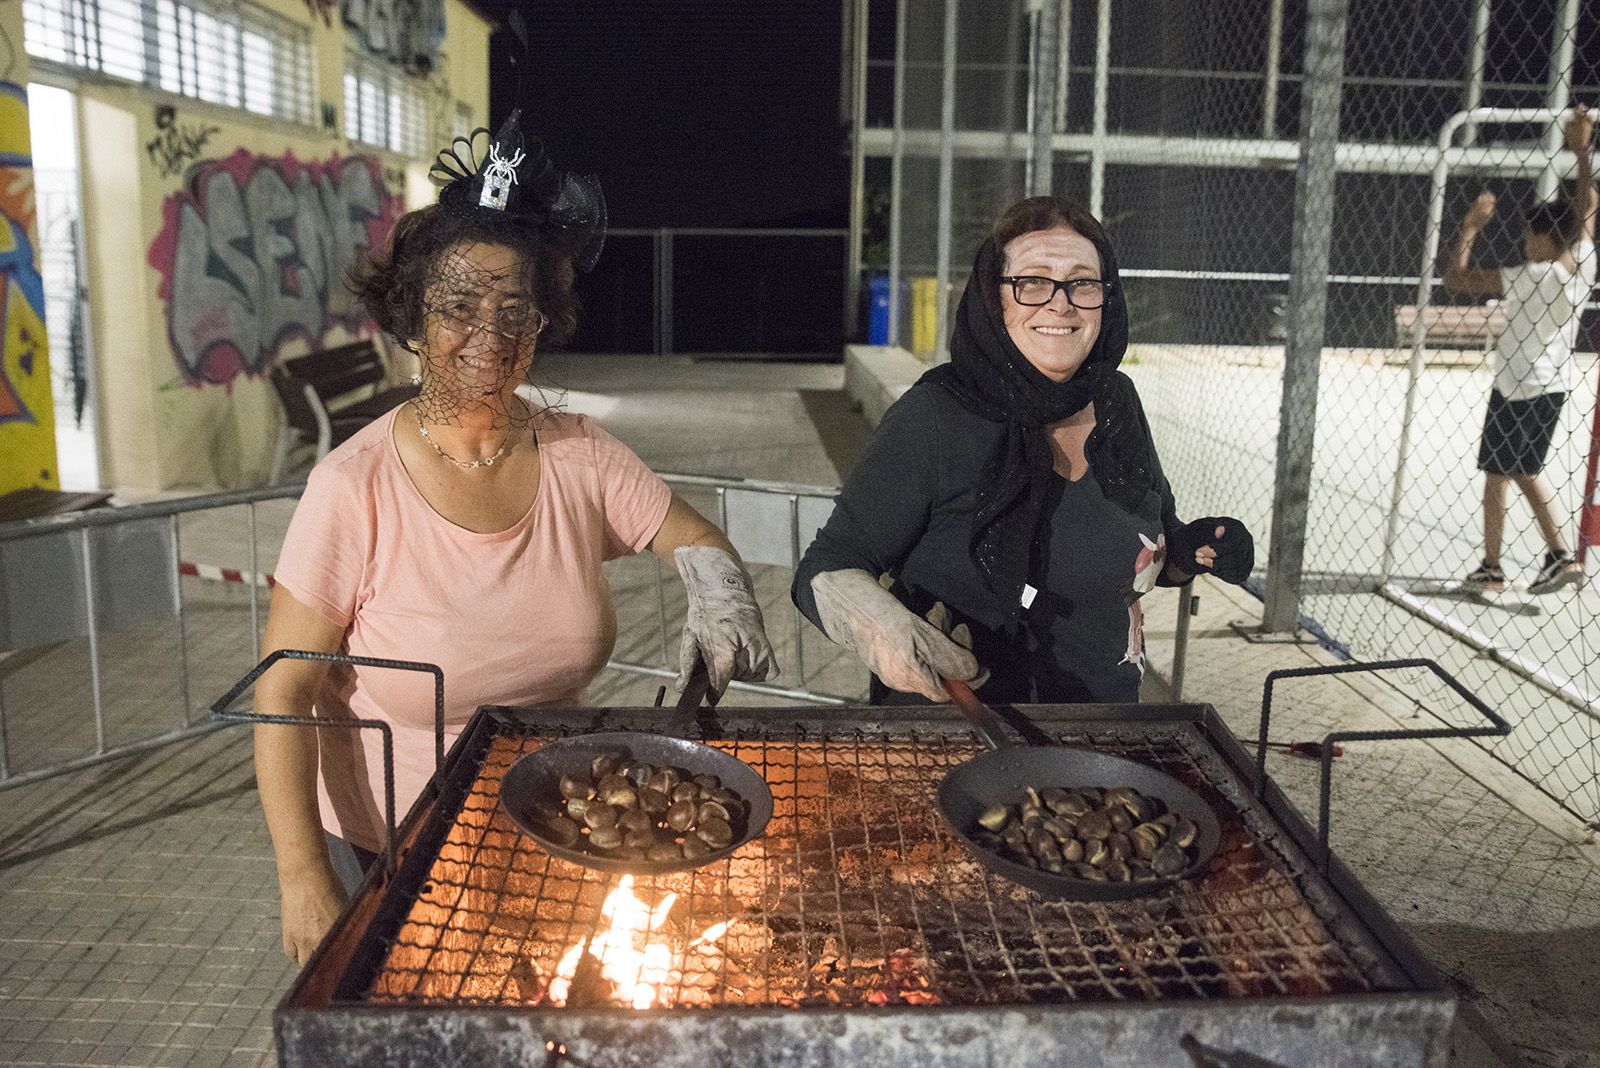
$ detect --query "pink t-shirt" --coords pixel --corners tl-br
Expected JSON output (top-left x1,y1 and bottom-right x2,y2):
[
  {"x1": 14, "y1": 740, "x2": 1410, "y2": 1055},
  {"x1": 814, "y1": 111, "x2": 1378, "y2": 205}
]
[{"x1": 274, "y1": 406, "x2": 672, "y2": 851}]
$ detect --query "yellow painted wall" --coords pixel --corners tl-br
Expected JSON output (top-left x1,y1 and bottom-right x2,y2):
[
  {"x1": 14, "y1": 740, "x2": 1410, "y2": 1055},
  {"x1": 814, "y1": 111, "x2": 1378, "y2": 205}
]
[
  {"x1": 36, "y1": 0, "x2": 493, "y2": 490},
  {"x1": 444, "y1": 3, "x2": 493, "y2": 135},
  {"x1": 78, "y1": 94, "x2": 159, "y2": 490},
  {"x1": 0, "y1": 1, "x2": 60, "y2": 495}
]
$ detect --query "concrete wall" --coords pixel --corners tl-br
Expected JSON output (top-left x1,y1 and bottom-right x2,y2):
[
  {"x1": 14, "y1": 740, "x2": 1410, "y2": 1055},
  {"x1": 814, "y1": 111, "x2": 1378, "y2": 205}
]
[
  {"x1": 0, "y1": 2, "x2": 59, "y2": 495},
  {"x1": 11, "y1": 0, "x2": 493, "y2": 491}
]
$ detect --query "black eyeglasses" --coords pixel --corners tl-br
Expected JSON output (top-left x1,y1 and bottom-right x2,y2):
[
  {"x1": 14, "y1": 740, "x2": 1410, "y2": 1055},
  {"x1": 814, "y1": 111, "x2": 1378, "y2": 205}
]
[{"x1": 1000, "y1": 276, "x2": 1111, "y2": 309}]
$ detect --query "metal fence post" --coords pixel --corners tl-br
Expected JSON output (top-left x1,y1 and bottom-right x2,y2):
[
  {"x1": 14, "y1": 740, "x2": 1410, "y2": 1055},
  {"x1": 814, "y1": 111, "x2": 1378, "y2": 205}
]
[
  {"x1": 932, "y1": 0, "x2": 958, "y2": 363},
  {"x1": 1260, "y1": 0, "x2": 1349, "y2": 634},
  {"x1": 172, "y1": 513, "x2": 193, "y2": 724},
  {"x1": 846, "y1": 0, "x2": 870, "y2": 338},
  {"x1": 1053, "y1": 0, "x2": 1070, "y2": 135},
  {"x1": 1459, "y1": 0, "x2": 1490, "y2": 147},
  {"x1": 1170, "y1": 582, "x2": 1194, "y2": 701},
  {"x1": 79, "y1": 528, "x2": 106, "y2": 755},
  {"x1": 247, "y1": 503, "x2": 262, "y2": 644},
  {"x1": 887, "y1": 0, "x2": 908, "y2": 348},
  {"x1": 1028, "y1": 0, "x2": 1061, "y2": 197},
  {"x1": 1536, "y1": 0, "x2": 1580, "y2": 201},
  {"x1": 789, "y1": 495, "x2": 807, "y2": 689},
  {"x1": 660, "y1": 230, "x2": 674, "y2": 357},
  {"x1": 652, "y1": 230, "x2": 665, "y2": 356},
  {"x1": 1262, "y1": 0, "x2": 1284, "y2": 138},
  {"x1": 1088, "y1": 0, "x2": 1111, "y2": 218}
]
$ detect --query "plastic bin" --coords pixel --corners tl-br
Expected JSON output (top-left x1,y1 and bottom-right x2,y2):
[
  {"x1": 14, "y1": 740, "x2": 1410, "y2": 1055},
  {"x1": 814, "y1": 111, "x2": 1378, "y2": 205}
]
[
  {"x1": 866, "y1": 274, "x2": 909, "y2": 346},
  {"x1": 911, "y1": 277, "x2": 941, "y2": 355}
]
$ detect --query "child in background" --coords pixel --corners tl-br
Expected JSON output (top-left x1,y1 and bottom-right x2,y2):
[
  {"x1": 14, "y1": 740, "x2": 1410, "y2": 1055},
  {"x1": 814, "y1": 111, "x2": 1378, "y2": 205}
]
[{"x1": 1444, "y1": 105, "x2": 1596, "y2": 595}]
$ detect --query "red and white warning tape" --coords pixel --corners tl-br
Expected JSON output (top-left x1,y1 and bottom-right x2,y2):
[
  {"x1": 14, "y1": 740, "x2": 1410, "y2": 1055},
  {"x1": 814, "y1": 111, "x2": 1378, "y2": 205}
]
[{"x1": 179, "y1": 561, "x2": 276, "y2": 588}]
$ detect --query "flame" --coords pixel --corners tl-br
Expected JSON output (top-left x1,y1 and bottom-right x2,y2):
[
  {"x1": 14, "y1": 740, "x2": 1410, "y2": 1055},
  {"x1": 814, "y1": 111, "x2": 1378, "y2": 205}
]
[{"x1": 546, "y1": 876, "x2": 729, "y2": 1008}]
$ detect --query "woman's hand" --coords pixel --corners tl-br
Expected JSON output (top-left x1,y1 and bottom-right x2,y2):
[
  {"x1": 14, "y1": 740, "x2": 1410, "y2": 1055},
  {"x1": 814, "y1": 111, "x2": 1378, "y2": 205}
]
[
  {"x1": 278, "y1": 860, "x2": 349, "y2": 965},
  {"x1": 675, "y1": 546, "x2": 778, "y2": 697},
  {"x1": 1169, "y1": 517, "x2": 1254, "y2": 585},
  {"x1": 810, "y1": 570, "x2": 986, "y2": 701}
]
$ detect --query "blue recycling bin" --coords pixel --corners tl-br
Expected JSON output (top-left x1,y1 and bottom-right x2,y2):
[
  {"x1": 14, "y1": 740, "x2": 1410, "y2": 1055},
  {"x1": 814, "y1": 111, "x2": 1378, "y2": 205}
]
[{"x1": 867, "y1": 274, "x2": 908, "y2": 345}]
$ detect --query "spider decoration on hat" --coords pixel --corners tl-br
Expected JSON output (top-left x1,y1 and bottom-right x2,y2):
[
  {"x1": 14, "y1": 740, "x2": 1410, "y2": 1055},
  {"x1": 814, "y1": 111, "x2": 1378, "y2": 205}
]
[{"x1": 365, "y1": 108, "x2": 606, "y2": 465}]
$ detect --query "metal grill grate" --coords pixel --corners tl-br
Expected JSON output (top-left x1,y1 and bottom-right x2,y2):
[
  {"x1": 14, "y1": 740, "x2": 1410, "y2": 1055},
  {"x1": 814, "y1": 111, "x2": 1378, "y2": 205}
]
[{"x1": 362, "y1": 718, "x2": 1404, "y2": 1009}]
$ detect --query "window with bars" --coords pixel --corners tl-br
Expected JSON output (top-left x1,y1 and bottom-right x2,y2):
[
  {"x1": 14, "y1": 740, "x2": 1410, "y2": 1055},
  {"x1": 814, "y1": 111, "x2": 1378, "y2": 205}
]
[
  {"x1": 343, "y1": 49, "x2": 428, "y2": 157},
  {"x1": 21, "y1": 0, "x2": 314, "y2": 126}
]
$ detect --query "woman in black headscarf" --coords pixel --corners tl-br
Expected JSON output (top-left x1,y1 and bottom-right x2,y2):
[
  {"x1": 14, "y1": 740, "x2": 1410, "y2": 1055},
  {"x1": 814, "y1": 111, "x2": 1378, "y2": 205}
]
[{"x1": 793, "y1": 196, "x2": 1253, "y2": 704}]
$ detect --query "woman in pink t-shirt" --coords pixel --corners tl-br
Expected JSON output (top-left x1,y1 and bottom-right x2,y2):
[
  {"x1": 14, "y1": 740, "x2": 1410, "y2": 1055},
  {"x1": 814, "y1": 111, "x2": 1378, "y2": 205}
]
[{"x1": 255, "y1": 119, "x2": 777, "y2": 964}]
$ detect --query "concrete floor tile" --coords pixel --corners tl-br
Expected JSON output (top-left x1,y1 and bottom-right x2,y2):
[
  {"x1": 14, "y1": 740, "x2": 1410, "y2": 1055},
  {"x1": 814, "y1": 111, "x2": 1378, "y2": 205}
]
[
  {"x1": 134, "y1": 1021, "x2": 181, "y2": 1045},
  {"x1": 1, "y1": 1016, "x2": 49, "y2": 1042},
  {"x1": 179, "y1": 1048, "x2": 238, "y2": 1068}
]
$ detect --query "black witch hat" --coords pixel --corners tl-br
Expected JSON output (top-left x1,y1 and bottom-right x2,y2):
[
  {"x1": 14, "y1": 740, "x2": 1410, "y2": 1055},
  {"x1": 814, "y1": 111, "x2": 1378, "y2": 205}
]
[{"x1": 426, "y1": 108, "x2": 608, "y2": 273}]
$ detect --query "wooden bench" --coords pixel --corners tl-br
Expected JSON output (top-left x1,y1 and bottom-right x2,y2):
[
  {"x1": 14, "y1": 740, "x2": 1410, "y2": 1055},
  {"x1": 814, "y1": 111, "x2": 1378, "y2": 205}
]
[
  {"x1": 1391, "y1": 303, "x2": 1507, "y2": 364},
  {"x1": 268, "y1": 340, "x2": 418, "y2": 482}
]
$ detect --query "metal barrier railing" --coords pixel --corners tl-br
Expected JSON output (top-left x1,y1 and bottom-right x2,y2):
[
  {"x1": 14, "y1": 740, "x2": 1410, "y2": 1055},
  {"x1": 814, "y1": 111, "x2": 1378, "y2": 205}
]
[
  {"x1": 0, "y1": 474, "x2": 856, "y2": 791},
  {"x1": 0, "y1": 471, "x2": 1202, "y2": 791},
  {"x1": 0, "y1": 484, "x2": 303, "y2": 790}
]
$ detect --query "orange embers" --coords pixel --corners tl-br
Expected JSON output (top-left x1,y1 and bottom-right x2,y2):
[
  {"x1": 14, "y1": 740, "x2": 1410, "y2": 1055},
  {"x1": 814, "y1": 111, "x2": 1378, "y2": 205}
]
[{"x1": 542, "y1": 876, "x2": 730, "y2": 1009}]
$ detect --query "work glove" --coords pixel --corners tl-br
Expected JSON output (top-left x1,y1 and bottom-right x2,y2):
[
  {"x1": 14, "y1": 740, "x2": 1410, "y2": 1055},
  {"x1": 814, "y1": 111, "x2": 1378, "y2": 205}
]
[
  {"x1": 675, "y1": 546, "x2": 778, "y2": 698},
  {"x1": 810, "y1": 569, "x2": 986, "y2": 702},
  {"x1": 1168, "y1": 516, "x2": 1254, "y2": 585}
]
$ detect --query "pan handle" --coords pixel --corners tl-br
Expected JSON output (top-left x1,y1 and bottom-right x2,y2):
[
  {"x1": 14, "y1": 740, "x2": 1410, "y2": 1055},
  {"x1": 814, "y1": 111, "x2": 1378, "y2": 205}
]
[{"x1": 942, "y1": 677, "x2": 1011, "y2": 751}]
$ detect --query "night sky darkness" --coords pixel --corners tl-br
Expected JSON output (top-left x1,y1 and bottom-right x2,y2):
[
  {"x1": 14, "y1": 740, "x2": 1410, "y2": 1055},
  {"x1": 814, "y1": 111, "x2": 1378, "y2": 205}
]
[
  {"x1": 475, "y1": 1, "x2": 1596, "y2": 231},
  {"x1": 482, "y1": 1, "x2": 849, "y2": 229},
  {"x1": 466, "y1": 1, "x2": 1597, "y2": 352}
]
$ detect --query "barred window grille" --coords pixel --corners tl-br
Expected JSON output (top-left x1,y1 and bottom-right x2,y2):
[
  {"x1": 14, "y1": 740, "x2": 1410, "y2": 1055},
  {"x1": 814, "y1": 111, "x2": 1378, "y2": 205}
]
[
  {"x1": 21, "y1": 0, "x2": 314, "y2": 126},
  {"x1": 343, "y1": 49, "x2": 428, "y2": 157},
  {"x1": 452, "y1": 99, "x2": 473, "y2": 141}
]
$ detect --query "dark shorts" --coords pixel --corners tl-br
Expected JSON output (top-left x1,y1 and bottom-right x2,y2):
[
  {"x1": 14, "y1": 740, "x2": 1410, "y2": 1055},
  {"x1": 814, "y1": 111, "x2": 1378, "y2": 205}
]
[{"x1": 1477, "y1": 390, "x2": 1566, "y2": 476}]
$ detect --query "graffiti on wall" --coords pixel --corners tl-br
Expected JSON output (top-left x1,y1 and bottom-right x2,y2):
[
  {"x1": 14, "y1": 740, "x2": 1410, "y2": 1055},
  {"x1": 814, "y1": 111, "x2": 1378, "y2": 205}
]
[
  {"x1": 147, "y1": 149, "x2": 401, "y2": 387},
  {"x1": 145, "y1": 105, "x2": 220, "y2": 179},
  {"x1": 343, "y1": 0, "x2": 445, "y2": 73},
  {"x1": 304, "y1": 0, "x2": 338, "y2": 26},
  {"x1": 1, "y1": 81, "x2": 45, "y2": 427},
  {"x1": 0, "y1": 79, "x2": 58, "y2": 492}
]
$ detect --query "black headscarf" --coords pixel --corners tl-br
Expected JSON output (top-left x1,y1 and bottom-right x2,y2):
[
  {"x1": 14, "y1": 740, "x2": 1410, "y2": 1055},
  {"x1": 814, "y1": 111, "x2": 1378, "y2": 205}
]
[{"x1": 921, "y1": 231, "x2": 1160, "y2": 623}]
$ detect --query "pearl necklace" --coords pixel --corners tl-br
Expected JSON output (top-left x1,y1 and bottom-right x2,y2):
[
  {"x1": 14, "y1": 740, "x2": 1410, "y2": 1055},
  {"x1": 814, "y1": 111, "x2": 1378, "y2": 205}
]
[{"x1": 414, "y1": 408, "x2": 513, "y2": 470}]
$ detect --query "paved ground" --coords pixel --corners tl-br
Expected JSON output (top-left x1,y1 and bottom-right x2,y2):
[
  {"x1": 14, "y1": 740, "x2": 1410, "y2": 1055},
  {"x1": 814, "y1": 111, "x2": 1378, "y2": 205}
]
[{"x1": 2, "y1": 353, "x2": 1597, "y2": 1066}]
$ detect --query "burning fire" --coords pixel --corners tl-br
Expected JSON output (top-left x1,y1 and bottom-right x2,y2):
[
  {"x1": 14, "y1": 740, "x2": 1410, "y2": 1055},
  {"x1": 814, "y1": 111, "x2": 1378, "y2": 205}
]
[{"x1": 546, "y1": 876, "x2": 729, "y2": 1008}]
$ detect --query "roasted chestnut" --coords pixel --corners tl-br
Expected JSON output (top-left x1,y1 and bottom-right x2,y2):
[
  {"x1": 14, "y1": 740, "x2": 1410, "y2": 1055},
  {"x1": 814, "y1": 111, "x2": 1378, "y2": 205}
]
[
  {"x1": 540, "y1": 755, "x2": 751, "y2": 863},
  {"x1": 964, "y1": 782, "x2": 1199, "y2": 882}
]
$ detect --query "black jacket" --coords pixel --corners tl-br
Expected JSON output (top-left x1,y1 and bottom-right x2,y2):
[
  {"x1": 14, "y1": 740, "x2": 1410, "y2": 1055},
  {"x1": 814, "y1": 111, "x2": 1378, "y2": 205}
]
[{"x1": 793, "y1": 376, "x2": 1185, "y2": 704}]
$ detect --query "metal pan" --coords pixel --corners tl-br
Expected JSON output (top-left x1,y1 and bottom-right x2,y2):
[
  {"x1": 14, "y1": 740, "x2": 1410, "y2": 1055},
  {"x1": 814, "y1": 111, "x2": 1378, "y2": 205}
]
[
  {"x1": 501, "y1": 657, "x2": 770, "y2": 873},
  {"x1": 937, "y1": 678, "x2": 1220, "y2": 901},
  {"x1": 499, "y1": 729, "x2": 774, "y2": 875}
]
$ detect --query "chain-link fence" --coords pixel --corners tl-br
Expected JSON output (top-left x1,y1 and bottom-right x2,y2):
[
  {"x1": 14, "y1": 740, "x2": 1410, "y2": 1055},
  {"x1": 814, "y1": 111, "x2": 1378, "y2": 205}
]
[{"x1": 860, "y1": 0, "x2": 1600, "y2": 825}]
